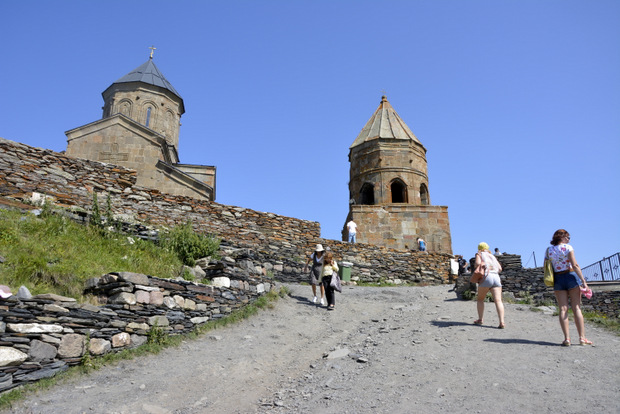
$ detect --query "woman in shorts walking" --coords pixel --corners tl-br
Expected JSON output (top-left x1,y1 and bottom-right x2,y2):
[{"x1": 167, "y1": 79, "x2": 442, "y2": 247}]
[
  {"x1": 545, "y1": 229, "x2": 592, "y2": 346},
  {"x1": 473, "y1": 242, "x2": 505, "y2": 328}
]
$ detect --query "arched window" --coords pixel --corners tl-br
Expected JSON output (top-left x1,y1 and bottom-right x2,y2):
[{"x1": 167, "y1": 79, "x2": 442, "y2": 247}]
[
  {"x1": 390, "y1": 179, "x2": 408, "y2": 203},
  {"x1": 146, "y1": 107, "x2": 152, "y2": 127},
  {"x1": 420, "y1": 183, "x2": 429, "y2": 205},
  {"x1": 119, "y1": 100, "x2": 132, "y2": 117},
  {"x1": 360, "y1": 183, "x2": 375, "y2": 205}
]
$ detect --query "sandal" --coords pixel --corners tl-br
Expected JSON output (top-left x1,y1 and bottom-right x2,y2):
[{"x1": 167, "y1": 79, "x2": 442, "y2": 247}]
[
  {"x1": 579, "y1": 337, "x2": 593, "y2": 346},
  {"x1": 561, "y1": 339, "x2": 571, "y2": 347},
  {"x1": 498, "y1": 323, "x2": 505, "y2": 329},
  {"x1": 473, "y1": 319, "x2": 483, "y2": 325}
]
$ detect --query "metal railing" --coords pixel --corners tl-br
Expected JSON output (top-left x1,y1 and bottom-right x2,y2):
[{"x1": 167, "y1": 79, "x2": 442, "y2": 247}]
[{"x1": 582, "y1": 253, "x2": 620, "y2": 282}]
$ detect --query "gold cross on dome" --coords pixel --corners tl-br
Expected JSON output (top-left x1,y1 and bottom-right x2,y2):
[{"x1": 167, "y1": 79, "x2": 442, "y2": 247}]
[{"x1": 149, "y1": 46, "x2": 156, "y2": 59}]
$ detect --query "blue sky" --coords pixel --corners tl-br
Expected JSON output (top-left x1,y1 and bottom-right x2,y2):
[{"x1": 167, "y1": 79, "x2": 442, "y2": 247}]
[{"x1": 1, "y1": 1, "x2": 618, "y2": 268}]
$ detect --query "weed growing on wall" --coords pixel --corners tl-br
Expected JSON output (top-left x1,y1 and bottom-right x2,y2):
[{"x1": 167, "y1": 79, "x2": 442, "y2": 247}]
[
  {"x1": 159, "y1": 222, "x2": 220, "y2": 266},
  {"x1": 89, "y1": 192, "x2": 102, "y2": 227}
]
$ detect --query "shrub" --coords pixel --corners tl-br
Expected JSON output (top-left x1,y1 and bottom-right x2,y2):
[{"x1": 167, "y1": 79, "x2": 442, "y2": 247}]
[{"x1": 159, "y1": 222, "x2": 220, "y2": 266}]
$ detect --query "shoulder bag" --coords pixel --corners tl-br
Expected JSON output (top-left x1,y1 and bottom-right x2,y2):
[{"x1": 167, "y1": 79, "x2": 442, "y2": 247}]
[
  {"x1": 469, "y1": 253, "x2": 486, "y2": 284},
  {"x1": 330, "y1": 271, "x2": 342, "y2": 293},
  {"x1": 543, "y1": 248, "x2": 554, "y2": 287}
]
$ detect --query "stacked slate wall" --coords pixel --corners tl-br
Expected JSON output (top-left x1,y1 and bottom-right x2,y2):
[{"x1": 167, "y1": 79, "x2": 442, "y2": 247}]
[{"x1": 0, "y1": 258, "x2": 274, "y2": 393}]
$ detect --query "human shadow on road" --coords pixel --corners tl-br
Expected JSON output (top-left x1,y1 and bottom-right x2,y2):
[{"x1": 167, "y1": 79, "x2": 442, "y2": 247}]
[
  {"x1": 289, "y1": 294, "x2": 322, "y2": 308},
  {"x1": 484, "y1": 338, "x2": 558, "y2": 346},
  {"x1": 430, "y1": 321, "x2": 474, "y2": 328}
]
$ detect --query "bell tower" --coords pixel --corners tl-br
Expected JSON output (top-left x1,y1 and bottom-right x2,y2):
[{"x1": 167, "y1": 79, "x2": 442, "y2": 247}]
[
  {"x1": 348, "y1": 95, "x2": 429, "y2": 207},
  {"x1": 343, "y1": 96, "x2": 452, "y2": 253}
]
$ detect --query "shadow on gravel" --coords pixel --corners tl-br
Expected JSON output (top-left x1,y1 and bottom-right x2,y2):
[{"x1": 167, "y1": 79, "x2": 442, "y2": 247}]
[
  {"x1": 484, "y1": 338, "x2": 558, "y2": 346},
  {"x1": 289, "y1": 294, "x2": 321, "y2": 308},
  {"x1": 431, "y1": 321, "x2": 477, "y2": 328}
]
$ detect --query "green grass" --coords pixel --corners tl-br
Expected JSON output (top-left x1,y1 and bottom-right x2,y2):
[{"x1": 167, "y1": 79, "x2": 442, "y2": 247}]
[
  {"x1": 582, "y1": 311, "x2": 620, "y2": 334},
  {"x1": 0, "y1": 208, "x2": 182, "y2": 299}
]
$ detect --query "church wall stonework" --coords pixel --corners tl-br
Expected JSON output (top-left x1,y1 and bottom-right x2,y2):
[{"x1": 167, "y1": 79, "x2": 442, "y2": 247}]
[
  {"x1": 66, "y1": 117, "x2": 167, "y2": 186},
  {"x1": 349, "y1": 140, "x2": 428, "y2": 205},
  {"x1": 102, "y1": 83, "x2": 182, "y2": 148},
  {"x1": 349, "y1": 204, "x2": 452, "y2": 253}
]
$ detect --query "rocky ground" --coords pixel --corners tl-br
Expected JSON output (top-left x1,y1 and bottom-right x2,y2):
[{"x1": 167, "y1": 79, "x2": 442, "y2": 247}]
[{"x1": 5, "y1": 283, "x2": 620, "y2": 414}]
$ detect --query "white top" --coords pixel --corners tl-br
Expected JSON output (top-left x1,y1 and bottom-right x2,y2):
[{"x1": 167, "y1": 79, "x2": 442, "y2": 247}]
[
  {"x1": 347, "y1": 220, "x2": 357, "y2": 234},
  {"x1": 479, "y1": 251, "x2": 501, "y2": 275},
  {"x1": 546, "y1": 244, "x2": 574, "y2": 273}
]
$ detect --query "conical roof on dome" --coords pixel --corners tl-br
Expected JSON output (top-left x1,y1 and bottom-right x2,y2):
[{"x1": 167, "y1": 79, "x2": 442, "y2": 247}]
[
  {"x1": 350, "y1": 96, "x2": 421, "y2": 148},
  {"x1": 112, "y1": 58, "x2": 182, "y2": 99}
]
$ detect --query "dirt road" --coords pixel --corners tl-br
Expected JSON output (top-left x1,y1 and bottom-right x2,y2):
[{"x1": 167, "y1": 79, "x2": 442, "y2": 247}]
[{"x1": 6, "y1": 284, "x2": 620, "y2": 414}]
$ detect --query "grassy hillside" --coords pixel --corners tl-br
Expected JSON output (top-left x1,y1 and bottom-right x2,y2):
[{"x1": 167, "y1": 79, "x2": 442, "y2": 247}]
[{"x1": 0, "y1": 208, "x2": 185, "y2": 299}]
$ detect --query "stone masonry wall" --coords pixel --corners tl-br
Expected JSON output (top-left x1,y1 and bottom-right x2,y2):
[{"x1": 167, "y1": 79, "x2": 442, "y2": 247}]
[
  {"x1": 0, "y1": 137, "x2": 454, "y2": 286},
  {"x1": 0, "y1": 263, "x2": 275, "y2": 393},
  {"x1": 349, "y1": 204, "x2": 452, "y2": 254}
]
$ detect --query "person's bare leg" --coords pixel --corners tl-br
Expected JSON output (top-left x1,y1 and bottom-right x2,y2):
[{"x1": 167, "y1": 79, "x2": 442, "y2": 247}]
[
  {"x1": 490, "y1": 287, "x2": 505, "y2": 327},
  {"x1": 476, "y1": 287, "x2": 490, "y2": 322},
  {"x1": 568, "y1": 286, "x2": 587, "y2": 342},
  {"x1": 555, "y1": 290, "x2": 570, "y2": 343}
]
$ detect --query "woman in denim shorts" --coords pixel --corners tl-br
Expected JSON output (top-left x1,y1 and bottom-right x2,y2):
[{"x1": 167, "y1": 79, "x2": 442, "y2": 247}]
[
  {"x1": 473, "y1": 242, "x2": 505, "y2": 329},
  {"x1": 545, "y1": 229, "x2": 592, "y2": 346}
]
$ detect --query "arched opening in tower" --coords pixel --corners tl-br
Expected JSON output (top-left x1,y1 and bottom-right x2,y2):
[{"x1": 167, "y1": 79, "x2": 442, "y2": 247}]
[
  {"x1": 420, "y1": 183, "x2": 429, "y2": 205},
  {"x1": 390, "y1": 179, "x2": 408, "y2": 203},
  {"x1": 360, "y1": 183, "x2": 375, "y2": 205}
]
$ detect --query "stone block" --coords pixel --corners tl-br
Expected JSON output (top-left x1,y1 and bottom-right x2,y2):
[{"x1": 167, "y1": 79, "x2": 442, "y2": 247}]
[
  {"x1": 212, "y1": 277, "x2": 230, "y2": 288},
  {"x1": 57, "y1": 334, "x2": 85, "y2": 358},
  {"x1": 148, "y1": 315, "x2": 170, "y2": 327},
  {"x1": 29, "y1": 339, "x2": 58, "y2": 361},
  {"x1": 0, "y1": 346, "x2": 28, "y2": 367},
  {"x1": 150, "y1": 291, "x2": 164, "y2": 305},
  {"x1": 135, "y1": 290, "x2": 150, "y2": 304},
  {"x1": 89, "y1": 338, "x2": 111, "y2": 355},
  {"x1": 111, "y1": 332, "x2": 131, "y2": 348}
]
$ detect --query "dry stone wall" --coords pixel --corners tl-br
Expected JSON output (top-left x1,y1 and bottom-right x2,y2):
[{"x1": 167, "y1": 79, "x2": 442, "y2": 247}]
[{"x1": 0, "y1": 265, "x2": 274, "y2": 393}]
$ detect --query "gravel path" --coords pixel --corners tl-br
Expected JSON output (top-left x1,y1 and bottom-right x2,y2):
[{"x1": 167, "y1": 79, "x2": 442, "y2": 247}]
[{"x1": 5, "y1": 284, "x2": 620, "y2": 414}]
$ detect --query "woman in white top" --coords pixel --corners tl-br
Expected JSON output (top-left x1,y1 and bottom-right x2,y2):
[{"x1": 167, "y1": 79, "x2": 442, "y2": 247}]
[
  {"x1": 473, "y1": 242, "x2": 505, "y2": 328},
  {"x1": 320, "y1": 252, "x2": 339, "y2": 310},
  {"x1": 305, "y1": 244, "x2": 325, "y2": 305},
  {"x1": 545, "y1": 229, "x2": 592, "y2": 346}
]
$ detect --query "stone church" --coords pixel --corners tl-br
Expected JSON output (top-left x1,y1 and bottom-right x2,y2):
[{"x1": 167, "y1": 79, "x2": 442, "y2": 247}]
[
  {"x1": 343, "y1": 96, "x2": 452, "y2": 254},
  {"x1": 65, "y1": 54, "x2": 215, "y2": 201}
]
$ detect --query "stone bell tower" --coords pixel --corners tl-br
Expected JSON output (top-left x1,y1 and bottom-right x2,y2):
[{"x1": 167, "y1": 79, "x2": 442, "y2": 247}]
[{"x1": 343, "y1": 96, "x2": 452, "y2": 253}]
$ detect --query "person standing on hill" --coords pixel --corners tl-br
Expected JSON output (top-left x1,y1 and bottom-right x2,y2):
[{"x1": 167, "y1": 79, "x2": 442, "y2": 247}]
[
  {"x1": 473, "y1": 242, "x2": 505, "y2": 329},
  {"x1": 319, "y1": 251, "x2": 339, "y2": 310},
  {"x1": 305, "y1": 244, "x2": 325, "y2": 305},
  {"x1": 346, "y1": 219, "x2": 358, "y2": 243},
  {"x1": 545, "y1": 229, "x2": 592, "y2": 346},
  {"x1": 417, "y1": 237, "x2": 426, "y2": 252}
]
